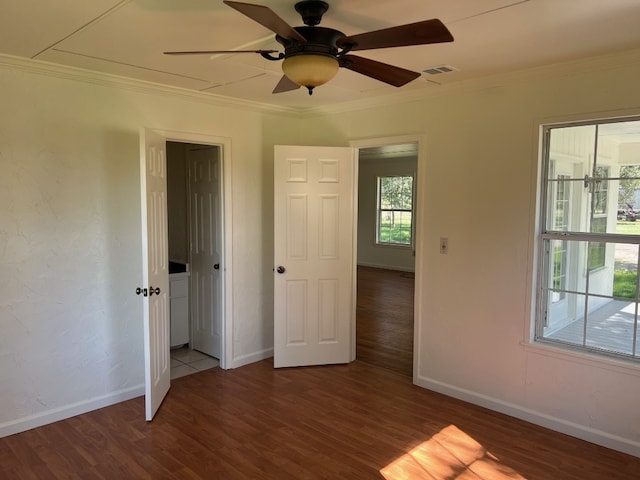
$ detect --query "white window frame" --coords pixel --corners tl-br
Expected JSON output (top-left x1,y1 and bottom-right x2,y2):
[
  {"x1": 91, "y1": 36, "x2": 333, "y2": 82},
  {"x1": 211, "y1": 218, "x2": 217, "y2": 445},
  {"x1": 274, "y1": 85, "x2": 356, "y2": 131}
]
[
  {"x1": 534, "y1": 116, "x2": 640, "y2": 362},
  {"x1": 375, "y1": 174, "x2": 414, "y2": 247}
]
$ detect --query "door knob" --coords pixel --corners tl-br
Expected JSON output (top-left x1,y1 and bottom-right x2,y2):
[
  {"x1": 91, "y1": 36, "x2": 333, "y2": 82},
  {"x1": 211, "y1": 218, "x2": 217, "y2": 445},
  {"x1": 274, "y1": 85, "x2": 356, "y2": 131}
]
[
  {"x1": 136, "y1": 286, "x2": 160, "y2": 297},
  {"x1": 214, "y1": 263, "x2": 220, "y2": 270},
  {"x1": 276, "y1": 266, "x2": 286, "y2": 274}
]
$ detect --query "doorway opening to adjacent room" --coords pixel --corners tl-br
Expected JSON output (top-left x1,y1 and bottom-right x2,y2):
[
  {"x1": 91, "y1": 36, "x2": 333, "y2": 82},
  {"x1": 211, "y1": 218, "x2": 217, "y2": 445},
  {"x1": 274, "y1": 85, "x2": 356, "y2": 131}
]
[
  {"x1": 354, "y1": 139, "x2": 420, "y2": 377},
  {"x1": 166, "y1": 142, "x2": 223, "y2": 379},
  {"x1": 140, "y1": 129, "x2": 232, "y2": 420}
]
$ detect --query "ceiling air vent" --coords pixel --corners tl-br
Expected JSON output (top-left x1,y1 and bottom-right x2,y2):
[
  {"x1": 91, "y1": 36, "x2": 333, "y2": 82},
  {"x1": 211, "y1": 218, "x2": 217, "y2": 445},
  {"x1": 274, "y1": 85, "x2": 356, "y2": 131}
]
[{"x1": 422, "y1": 65, "x2": 458, "y2": 76}]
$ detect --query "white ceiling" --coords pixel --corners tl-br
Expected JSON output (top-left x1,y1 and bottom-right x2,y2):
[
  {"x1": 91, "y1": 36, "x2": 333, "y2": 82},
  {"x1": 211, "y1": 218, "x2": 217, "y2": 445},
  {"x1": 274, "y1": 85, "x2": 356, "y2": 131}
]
[{"x1": 2, "y1": 0, "x2": 640, "y2": 110}]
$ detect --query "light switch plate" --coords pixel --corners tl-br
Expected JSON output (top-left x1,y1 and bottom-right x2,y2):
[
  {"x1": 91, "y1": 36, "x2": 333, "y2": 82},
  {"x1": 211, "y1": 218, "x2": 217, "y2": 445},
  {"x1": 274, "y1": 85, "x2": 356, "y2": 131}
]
[{"x1": 440, "y1": 237, "x2": 448, "y2": 254}]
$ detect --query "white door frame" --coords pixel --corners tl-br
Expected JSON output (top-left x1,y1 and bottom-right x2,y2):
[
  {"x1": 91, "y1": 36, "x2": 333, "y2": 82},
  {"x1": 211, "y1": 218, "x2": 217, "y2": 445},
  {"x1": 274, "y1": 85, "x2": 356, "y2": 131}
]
[
  {"x1": 349, "y1": 134, "x2": 425, "y2": 383},
  {"x1": 151, "y1": 128, "x2": 233, "y2": 370}
]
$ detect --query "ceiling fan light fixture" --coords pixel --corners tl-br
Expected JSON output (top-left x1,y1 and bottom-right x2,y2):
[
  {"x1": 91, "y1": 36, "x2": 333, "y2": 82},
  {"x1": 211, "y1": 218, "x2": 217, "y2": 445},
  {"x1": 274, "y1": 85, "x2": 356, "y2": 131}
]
[
  {"x1": 170, "y1": 2, "x2": 454, "y2": 96},
  {"x1": 282, "y1": 54, "x2": 339, "y2": 94}
]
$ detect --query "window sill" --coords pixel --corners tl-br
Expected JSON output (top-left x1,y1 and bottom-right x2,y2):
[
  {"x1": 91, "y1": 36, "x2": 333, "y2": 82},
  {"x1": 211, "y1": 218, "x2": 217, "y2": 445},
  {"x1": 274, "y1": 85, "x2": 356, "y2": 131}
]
[
  {"x1": 521, "y1": 340, "x2": 640, "y2": 377},
  {"x1": 375, "y1": 243, "x2": 413, "y2": 249}
]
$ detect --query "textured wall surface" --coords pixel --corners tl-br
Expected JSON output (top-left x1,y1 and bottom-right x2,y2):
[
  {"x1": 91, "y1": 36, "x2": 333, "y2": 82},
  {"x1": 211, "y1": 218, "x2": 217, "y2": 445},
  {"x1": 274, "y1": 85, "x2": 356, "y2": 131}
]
[
  {"x1": 0, "y1": 59, "x2": 279, "y2": 435},
  {"x1": 2, "y1": 49, "x2": 640, "y2": 457},
  {"x1": 296, "y1": 51, "x2": 640, "y2": 456}
]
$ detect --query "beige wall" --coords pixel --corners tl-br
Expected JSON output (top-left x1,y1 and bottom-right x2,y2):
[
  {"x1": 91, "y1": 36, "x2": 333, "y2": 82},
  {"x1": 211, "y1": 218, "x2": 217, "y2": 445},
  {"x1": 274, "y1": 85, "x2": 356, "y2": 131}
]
[
  {"x1": 294, "y1": 52, "x2": 640, "y2": 456},
  {"x1": 2, "y1": 49, "x2": 640, "y2": 456},
  {"x1": 0, "y1": 58, "x2": 285, "y2": 436}
]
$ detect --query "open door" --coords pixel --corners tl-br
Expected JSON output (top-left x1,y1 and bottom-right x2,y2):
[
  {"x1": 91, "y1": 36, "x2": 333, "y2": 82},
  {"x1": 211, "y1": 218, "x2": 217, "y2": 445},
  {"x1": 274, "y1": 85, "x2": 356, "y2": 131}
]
[
  {"x1": 140, "y1": 128, "x2": 170, "y2": 420},
  {"x1": 188, "y1": 146, "x2": 223, "y2": 359},
  {"x1": 273, "y1": 145, "x2": 357, "y2": 368}
]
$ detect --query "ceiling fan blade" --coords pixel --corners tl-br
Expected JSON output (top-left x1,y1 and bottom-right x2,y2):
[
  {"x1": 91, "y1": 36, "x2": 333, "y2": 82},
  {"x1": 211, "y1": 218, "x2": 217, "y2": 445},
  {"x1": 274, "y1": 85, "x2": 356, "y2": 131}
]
[
  {"x1": 337, "y1": 19, "x2": 453, "y2": 51},
  {"x1": 224, "y1": 1, "x2": 307, "y2": 43},
  {"x1": 164, "y1": 49, "x2": 279, "y2": 55},
  {"x1": 273, "y1": 75, "x2": 301, "y2": 94},
  {"x1": 340, "y1": 55, "x2": 421, "y2": 87}
]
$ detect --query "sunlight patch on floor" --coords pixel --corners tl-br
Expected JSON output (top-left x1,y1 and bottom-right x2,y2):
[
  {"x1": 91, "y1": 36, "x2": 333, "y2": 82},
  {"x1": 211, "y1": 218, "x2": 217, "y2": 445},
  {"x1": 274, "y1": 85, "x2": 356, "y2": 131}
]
[{"x1": 380, "y1": 425, "x2": 527, "y2": 480}]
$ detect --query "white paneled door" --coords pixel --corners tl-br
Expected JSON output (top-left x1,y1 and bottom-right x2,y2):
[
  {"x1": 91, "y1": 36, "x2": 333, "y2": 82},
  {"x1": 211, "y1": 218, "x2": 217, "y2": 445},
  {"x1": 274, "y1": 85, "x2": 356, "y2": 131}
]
[
  {"x1": 189, "y1": 146, "x2": 223, "y2": 359},
  {"x1": 140, "y1": 128, "x2": 171, "y2": 421},
  {"x1": 273, "y1": 145, "x2": 357, "y2": 368}
]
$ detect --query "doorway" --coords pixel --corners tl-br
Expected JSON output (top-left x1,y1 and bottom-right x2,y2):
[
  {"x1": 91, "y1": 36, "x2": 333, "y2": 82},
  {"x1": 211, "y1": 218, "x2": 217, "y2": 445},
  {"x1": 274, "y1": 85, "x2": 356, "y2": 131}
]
[
  {"x1": 353, "y1": 139, "x2": 420, "y2": 377},
  {"x1": 166, "y1": 141, "x2": 223, "y2": 377},
  {"x1": 141, "y1": 129, "x2": 232, "y2": 419}
]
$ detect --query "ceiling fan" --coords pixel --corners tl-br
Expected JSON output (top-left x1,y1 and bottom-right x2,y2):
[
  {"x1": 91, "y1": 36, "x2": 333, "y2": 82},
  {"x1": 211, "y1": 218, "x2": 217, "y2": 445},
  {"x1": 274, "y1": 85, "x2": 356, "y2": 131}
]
[{"x1": 165, "y1": 0, "x2": 454, "y2": 95}]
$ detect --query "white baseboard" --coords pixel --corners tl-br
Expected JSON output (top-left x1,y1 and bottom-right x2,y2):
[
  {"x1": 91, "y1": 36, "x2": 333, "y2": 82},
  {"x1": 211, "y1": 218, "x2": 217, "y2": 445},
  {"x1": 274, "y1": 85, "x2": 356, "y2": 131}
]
[
  {"x1": 230, "y1": 348, "x2": 274, "y2": 369},
  {"x1": 415, "y1": 374, "x2": 640, "y2": 458},
  {"x1": 0, "y1": 385, "x2": 144, "y2": 439}
]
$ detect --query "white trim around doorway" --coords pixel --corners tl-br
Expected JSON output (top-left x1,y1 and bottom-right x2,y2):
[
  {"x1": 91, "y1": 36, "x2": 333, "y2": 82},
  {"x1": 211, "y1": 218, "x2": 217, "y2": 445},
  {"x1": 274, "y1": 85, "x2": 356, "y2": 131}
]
[
  {"x1": 156, "y1": 129, "x2": 233, "y2": 371},
  {"x1": 349, "y1": 134, "x2": 426, "y2": 384}
]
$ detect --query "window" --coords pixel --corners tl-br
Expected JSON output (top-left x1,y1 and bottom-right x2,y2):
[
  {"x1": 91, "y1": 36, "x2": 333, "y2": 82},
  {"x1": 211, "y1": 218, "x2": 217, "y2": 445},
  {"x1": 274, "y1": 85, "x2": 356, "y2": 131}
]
[
  {"x1": 376, "y1": 175, "x2": 413, "y2": 246},
  {"x1": 536, "y1": 118, "x2": 640, "y2": 360}
]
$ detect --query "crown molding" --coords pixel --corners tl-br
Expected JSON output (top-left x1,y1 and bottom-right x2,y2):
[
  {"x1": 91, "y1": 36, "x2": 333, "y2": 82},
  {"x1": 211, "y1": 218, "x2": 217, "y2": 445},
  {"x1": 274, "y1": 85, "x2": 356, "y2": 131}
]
[
  {"x1": 0, "y1": 54, "x2": 302, "y2": 117},
  {"x1": 2, "y1": 48, "x2": 640, "y2": 119},
  {"x1": 295, "y1": 48, "x2": 640, "y2": 117}
]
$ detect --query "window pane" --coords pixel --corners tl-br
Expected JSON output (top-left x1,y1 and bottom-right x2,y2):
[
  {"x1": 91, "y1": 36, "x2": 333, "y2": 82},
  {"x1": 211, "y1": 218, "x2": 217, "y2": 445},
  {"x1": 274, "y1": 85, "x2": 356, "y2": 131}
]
[
  {"x1": 379, "y1": 176, "x2": 413, "y2": 209},
  {"x1": 544, "y1": 125, "x2": 640, "y2": 236},
  {"x1": 550, "y1": 239, "x2": 568, "y2": 296},
  {"x1": 378, "y1": 211, "x2": 412, "y2": 245},
  {"x1": 588, "y1": 238, "x2": 606, "y2": 271},
  {"x1": 377, "y1": 175, "x2": 413, "y2": 246},
  {"x1": 585, "y1": 300, "x2": 637, "y2": 356},
  {"x1": 545, "y1": 239, "x2": 587, "y2": 295},
  {"x1": 545, "y1": 175, "x2": 634, "y2": 235},
  {"x1": 546, "y1": 125, "x2": 595, "y2": 181},
  {"x1": 613, "y1": 243, "x2": 639, "y2": 299},
  {"x1": 549, "y1": 174, "x2": 571, "y2": 231},
  {"x1": 544, "y1": 292, "x2": 586, "y2": 340},
  {"x1": 592, "y1": 166, "x2": 609, "y2": 215},
  {"x1": 544, "y1": 239, "x2": 640, "y2": 298},
  {"x1": 546, "y1": 298, "x2": 638, "y2": 357},
  {"x1": 542, "y1": 239, "x2": 640, "y2": 355},
  {"x1": 587, "y1": 243, "x2": 639, "y2": 299}
]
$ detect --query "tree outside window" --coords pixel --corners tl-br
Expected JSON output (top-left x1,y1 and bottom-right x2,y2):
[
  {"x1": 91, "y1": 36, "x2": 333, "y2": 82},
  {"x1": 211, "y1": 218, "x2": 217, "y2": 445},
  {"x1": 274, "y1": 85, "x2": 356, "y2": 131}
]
[{"x1": 377, "y1": 175, "x2": 413, "y2": 246}]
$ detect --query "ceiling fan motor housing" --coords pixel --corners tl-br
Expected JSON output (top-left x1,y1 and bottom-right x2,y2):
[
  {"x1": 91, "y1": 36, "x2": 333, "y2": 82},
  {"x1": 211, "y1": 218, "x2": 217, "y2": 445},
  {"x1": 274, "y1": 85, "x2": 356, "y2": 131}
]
[
  {"x1": 276, "y1": 26, "x2": 344, "y2": 59},
  {"x1": 295, "y1": 0, "x2": 329, "y2": 26}
]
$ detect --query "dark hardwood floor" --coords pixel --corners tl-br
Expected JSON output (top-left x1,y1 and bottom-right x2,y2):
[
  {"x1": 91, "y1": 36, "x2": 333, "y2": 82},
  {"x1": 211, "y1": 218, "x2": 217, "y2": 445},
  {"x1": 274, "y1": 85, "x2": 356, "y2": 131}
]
[
  {"x1": 357, "y1": 266, "x2": 414, "y2": 376},
  {"x1": 3, "y1": 269, "x2": 639, "y2": 478},
  {"x1": 2, "y1": 359, "x2": 639, "y2": 479}
]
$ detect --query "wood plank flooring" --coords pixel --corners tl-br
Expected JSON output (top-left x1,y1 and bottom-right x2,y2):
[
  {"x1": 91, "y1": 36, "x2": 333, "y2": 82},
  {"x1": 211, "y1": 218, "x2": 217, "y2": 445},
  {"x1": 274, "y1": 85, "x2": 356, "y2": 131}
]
[
  {"x1": 3, "y1": 267, "x2": 639, "y2": 478},
  {"x1": 2, "y1": 359, "x2": 639, "y2": 479},
  {"x1": 357, "y1": 266, "x2": 414, "y2": 376}
]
